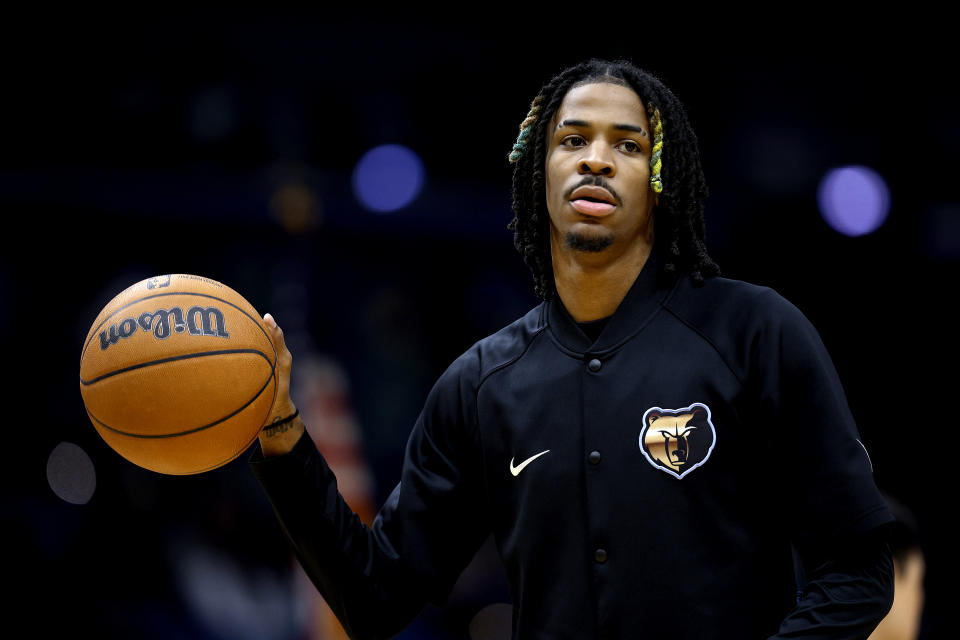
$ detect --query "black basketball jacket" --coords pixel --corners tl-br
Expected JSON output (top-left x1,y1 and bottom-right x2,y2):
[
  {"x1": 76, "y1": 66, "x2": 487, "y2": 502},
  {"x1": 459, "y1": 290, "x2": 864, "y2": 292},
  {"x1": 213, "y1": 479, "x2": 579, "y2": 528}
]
[{"x1": 250, "y1": 257, "x2": 894, "y2": 639}]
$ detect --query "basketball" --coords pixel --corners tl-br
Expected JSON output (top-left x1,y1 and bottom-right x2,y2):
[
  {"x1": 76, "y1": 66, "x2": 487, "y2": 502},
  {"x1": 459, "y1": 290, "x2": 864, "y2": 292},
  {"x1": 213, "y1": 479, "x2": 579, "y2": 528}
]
[{"x1": 79, "y1": 274, "x2": 277, "y2": 475}]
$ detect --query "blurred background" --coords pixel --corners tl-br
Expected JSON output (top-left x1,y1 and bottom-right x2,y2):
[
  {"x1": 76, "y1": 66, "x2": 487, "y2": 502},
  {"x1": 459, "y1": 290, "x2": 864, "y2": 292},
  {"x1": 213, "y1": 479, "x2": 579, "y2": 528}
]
[{"x1": 3, "y1": 13, "x2": 956, "y2": 639}]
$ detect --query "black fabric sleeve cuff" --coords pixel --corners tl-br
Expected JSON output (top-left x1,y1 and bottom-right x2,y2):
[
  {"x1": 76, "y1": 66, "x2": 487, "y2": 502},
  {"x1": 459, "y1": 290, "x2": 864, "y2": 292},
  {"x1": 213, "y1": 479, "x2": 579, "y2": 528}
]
[
  {"x1": 248, "y1": 428, "x2": 314, "y2": 471},
  {"x1": 774, "y1": 523, "x2": 895, "y2": 638}
]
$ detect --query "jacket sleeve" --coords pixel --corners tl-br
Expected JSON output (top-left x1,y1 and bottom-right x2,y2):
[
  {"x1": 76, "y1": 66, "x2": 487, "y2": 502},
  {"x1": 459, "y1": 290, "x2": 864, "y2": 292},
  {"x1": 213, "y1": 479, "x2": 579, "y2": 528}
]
[
  {"x1": 749, "y1": 289, "x2": 894, "y2": 546},
  {"x1": 748, "y1": 290, "x2": 896, "y2": 636},
  {"x1": 770, "y1": 525, "x2": 895, "y2": 639},
  {"x1": 249, "y1": 350, "x2": 490, "y2": 640}
]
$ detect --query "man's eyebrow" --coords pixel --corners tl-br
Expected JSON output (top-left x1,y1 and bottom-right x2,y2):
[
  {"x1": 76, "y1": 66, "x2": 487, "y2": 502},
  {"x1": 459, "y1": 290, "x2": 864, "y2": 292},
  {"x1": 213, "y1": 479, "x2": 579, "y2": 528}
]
[
  {"x1": 556, "y1": 119, "x2": 590, "y2": 129},
  {"x1": 613, "y1": 123, "x2": 648, "y2": 135},
  {"x1": 556, "y1": 119, "x2": 648, "y2": 135}
]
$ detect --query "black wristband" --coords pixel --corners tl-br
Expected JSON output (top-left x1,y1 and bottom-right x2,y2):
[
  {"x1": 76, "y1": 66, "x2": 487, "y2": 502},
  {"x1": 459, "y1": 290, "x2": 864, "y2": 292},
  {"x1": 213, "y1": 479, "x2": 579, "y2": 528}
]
[{"x1": 265, "y1": 408, "x2": 300, "y2": 430}]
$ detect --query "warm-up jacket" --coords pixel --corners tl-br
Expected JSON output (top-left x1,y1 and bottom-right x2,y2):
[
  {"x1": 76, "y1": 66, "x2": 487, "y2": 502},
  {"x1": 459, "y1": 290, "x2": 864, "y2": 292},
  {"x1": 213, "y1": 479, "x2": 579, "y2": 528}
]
[{"x1": 251, "y1": 257, "x2": 894, "y2": 639}]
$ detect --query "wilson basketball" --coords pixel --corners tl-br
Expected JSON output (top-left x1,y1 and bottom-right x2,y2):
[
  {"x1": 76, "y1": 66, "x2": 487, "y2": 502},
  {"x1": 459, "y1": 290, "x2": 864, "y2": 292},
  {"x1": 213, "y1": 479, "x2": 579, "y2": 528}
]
[{"x1": 79, "y1": 274, "x2": 277, "y2": 475}]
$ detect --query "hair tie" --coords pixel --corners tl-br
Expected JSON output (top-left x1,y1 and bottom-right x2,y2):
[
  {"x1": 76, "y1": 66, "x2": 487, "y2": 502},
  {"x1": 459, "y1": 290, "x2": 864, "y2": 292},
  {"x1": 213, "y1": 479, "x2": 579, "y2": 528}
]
[
  {"x1": 648, "y1": 105, "x2": 664, "y2": 194},
  {"x1": 509, "y1": 95, "x2": 543, "y2": 163}
]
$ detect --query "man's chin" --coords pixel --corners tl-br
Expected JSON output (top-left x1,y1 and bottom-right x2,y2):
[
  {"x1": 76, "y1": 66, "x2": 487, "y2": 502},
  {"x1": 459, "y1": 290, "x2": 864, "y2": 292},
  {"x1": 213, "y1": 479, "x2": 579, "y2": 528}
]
[{"x1": 566, "y1": 230, "x2": 613, "y2": 253}]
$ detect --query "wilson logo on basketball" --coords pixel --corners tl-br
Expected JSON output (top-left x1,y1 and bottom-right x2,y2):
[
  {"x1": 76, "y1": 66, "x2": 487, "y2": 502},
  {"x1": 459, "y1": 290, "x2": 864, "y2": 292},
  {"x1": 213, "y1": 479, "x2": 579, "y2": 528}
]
[{"x1": 98, "y1": 306, "x2": 231, "y2": 351}]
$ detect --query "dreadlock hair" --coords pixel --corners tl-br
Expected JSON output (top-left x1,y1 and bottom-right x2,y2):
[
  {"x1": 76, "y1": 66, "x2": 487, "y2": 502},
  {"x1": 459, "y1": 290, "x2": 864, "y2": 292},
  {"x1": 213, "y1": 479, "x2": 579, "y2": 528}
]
[{"x1": 508, "y1": 59, "x2": 720, "y2": 300}]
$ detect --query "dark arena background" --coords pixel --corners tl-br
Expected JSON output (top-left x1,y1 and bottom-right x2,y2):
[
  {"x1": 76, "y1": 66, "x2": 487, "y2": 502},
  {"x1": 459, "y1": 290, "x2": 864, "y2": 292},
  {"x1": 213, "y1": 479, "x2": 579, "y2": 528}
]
[{"x1": 3, "y1": 14, "x2": 956, "y2": 639}]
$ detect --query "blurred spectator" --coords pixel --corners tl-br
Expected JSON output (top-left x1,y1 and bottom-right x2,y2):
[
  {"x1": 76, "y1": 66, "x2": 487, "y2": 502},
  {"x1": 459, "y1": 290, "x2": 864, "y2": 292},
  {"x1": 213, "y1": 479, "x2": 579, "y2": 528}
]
[
  {"x1": 292, "y1": 351, "x2": 378, "y2": 639},
  {"x1": 869, "y1": 495, "x2": 925, "y2": 640}
]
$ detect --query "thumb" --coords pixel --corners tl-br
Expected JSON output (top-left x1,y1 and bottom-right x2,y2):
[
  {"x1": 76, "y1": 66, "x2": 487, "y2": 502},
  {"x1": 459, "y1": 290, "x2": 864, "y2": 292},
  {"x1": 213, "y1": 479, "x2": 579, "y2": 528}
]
[
  {"x1": 262, "y1": 312, "x2": 295, "y2": 418},
  {"x1": 263, "y1": 312, "x2": 286, "y2": 348},
  {"x1": 263, "y1": 313, "x2": 292, "y2": 373}
]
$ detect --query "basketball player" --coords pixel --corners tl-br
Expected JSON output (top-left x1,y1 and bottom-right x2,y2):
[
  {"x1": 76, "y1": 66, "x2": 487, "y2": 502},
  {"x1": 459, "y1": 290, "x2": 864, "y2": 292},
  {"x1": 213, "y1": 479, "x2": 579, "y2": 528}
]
[{"x1": 251, "y1": 59, "x2": 895, "y2": 638}]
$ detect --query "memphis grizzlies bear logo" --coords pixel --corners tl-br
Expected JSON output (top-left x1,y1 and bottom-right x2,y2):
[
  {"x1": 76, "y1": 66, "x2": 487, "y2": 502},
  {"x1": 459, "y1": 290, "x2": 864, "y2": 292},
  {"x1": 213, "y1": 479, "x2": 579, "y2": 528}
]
[{"x1": 639, "y1": 403, "x2": 716, "y2": 479}]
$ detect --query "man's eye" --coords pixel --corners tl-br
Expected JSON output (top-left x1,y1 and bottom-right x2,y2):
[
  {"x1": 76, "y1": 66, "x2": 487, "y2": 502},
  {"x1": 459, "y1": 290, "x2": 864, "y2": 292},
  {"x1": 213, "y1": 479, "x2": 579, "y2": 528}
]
[
  {"x1": 561, "y1": 136, "x2": 586, "y2": 147},
  {"x1": 618, "y1": 141, "x2": 641, "y2": 153}
]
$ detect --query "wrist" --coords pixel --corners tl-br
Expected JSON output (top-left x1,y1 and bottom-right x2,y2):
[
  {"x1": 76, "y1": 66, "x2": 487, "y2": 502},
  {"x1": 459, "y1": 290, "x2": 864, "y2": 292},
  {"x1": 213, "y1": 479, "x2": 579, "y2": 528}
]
[
  {"x1": 259, "y1": 404, "x2": 304, "y2": 457},
  {"x1": 267, "y1": 397, "x2": 297, "y2": 421},
  {"x1": 263, "y1": 407, "x2": 299, "y2": 432}
]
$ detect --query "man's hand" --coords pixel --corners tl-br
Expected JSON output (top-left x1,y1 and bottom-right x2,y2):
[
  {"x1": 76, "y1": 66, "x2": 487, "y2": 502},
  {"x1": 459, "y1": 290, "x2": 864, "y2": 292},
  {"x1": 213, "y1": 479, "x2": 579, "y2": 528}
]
[{"x1": 259, "y1": 313, "x2": 305, "y2": 456}]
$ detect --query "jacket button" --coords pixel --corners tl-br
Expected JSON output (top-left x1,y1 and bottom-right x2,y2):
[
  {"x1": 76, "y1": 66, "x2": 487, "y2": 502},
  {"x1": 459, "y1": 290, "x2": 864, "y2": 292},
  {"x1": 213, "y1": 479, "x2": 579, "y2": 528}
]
[
  {"x1": 588, "y1": 450, "x2": 601, "y2": 465},
  {"x1": 594, "y1": 548, "x2": 607, "y2": 564},
  {"x1": 587, "y1": 358, "x2": 602, "y2": 372}
]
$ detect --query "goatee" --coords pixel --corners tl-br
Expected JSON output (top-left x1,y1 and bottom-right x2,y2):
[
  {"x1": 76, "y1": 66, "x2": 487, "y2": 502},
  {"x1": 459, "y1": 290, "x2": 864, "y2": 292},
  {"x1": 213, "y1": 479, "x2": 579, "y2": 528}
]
[{"x1": 566, "y1": 230, "x2": 613, "y2": 253}]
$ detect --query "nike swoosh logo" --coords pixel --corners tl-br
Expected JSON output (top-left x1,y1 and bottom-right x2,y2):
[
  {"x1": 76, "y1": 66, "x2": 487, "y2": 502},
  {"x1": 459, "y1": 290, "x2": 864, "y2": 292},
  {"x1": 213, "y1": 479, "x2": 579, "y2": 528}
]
[{"x1": 509, "y1": 450, "x2": 550, "y2": 476}]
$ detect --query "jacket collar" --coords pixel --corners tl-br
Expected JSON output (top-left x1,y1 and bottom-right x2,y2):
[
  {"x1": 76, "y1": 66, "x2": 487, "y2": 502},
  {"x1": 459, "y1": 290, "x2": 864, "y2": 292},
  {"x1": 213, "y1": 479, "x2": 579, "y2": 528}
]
[{"x1": 547, "y1": 254, "x2": 679, "y2": 355}]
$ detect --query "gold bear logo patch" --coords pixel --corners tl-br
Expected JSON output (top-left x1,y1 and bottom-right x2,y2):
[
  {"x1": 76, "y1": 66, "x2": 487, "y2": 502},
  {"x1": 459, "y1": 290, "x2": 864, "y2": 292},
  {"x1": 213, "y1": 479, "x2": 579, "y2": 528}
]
[{"x1": 639, "y1": 403, "x2": 716, "y2": 479}]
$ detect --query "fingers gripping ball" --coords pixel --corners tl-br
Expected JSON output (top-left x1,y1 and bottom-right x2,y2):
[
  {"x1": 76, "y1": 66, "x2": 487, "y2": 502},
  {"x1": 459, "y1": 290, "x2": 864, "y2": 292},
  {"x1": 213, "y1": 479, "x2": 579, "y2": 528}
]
[
  {"x1": 262, "y1": 313, "x2": 293, "y2": 416},
  {"x1": 79, "y1": 274, "x2": 277, "y2": 475}
]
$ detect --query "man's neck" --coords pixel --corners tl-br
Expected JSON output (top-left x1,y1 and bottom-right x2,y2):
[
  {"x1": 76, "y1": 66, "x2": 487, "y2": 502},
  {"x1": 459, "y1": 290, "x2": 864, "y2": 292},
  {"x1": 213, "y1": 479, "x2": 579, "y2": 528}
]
[{"x1": 552, "y1": 242, "x2": 653, "y2": 322}]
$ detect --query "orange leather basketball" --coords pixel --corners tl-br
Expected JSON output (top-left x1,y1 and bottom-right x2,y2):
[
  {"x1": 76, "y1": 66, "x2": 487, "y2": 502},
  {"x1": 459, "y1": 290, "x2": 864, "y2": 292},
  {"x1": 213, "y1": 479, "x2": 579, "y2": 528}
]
[{"x1": 79, "y1": 274, "x2": 277, "y2": 475}]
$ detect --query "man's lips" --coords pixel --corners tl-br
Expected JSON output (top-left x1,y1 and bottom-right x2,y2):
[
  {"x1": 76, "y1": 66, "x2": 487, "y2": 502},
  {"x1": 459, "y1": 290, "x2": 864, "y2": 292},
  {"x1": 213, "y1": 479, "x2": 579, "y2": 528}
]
[
  {"x1": 570, "y1": 200, "x2": 616, "y2": 216},
  {"x1": 569, "y1": 185, "x2": 617, "y2": 217}
]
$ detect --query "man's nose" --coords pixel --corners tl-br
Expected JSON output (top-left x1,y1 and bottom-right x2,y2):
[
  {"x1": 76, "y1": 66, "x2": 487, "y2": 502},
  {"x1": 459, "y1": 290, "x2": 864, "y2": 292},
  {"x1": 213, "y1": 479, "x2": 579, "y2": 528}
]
[{"x1": 578, "y1": 145, "x2": 615, "y2": 176}]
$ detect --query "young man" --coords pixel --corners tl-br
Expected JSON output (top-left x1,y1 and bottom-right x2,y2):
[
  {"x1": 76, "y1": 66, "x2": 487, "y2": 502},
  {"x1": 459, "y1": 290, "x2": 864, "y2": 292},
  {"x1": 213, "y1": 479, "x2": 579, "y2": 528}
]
[{"x1": 251, "y1": 59, "x2": 894, "y2": 639}]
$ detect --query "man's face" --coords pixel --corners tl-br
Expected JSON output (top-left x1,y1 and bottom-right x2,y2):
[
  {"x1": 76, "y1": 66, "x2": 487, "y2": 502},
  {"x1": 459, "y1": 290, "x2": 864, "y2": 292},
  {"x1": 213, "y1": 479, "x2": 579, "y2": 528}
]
[{"x1": 544, "y1": 81, "x2": 657, "y2": 261}]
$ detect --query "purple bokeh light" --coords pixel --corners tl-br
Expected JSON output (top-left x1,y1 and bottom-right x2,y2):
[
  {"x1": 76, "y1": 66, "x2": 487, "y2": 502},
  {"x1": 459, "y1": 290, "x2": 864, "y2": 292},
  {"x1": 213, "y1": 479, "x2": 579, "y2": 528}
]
[
  {"x1": 817, "y1": 166, "x2": 891, "y2": 237},
  {"x1": 352, "y1": 144, "x2": 424, "y2": 213}
]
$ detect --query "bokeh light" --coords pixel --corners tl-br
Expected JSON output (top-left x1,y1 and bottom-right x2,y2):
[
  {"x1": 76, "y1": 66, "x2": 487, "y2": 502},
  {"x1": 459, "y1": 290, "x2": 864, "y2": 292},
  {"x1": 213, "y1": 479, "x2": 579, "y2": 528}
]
[
  {"x1": 188, "y1": 86, "x2": 237, "y2": 143},
  {"x1": 352, "y1": 144, "x2": 424, "y2": 213},
  {"x1": 270, "y1": 181, "x2": 321, "y2": 234},
  {"x1": 46, "y1": 442, "x2": 96, "y2": 505},
  {"x1": 817, "y1": 165, "x2": 891, "y2": 237}
]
